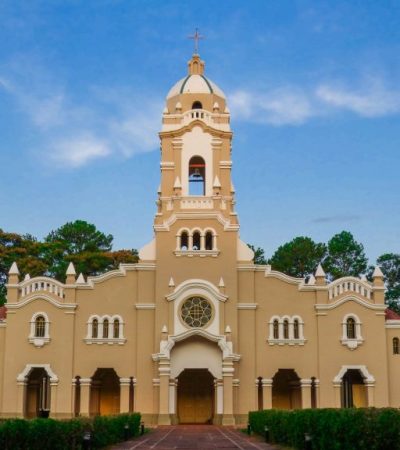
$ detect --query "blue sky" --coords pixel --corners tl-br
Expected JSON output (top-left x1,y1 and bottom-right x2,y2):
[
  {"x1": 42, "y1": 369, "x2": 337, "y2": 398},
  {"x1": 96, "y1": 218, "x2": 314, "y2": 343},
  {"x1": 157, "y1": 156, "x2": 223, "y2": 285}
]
[{"x1": 0, "y1": 0, "x2": 399, "y2": 263}]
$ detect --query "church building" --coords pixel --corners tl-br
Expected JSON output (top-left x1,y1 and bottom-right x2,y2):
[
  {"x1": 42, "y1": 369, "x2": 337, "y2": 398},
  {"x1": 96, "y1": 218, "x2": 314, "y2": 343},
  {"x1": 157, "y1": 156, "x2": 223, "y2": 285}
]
[{"x1": 1, "y1": 52, "x2": 400, "y2": 426}]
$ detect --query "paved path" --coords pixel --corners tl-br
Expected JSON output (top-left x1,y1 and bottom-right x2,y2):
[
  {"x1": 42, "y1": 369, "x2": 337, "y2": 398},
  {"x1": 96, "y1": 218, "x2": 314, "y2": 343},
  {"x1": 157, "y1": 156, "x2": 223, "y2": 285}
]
[{"x1": 110, "y1": 425, "x2": 279, "y2": 450}]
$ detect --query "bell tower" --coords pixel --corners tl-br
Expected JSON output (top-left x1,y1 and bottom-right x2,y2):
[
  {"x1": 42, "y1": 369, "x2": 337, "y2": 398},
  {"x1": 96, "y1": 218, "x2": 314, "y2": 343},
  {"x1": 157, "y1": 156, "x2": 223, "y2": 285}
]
[{"x1": 155, "y1": 53, "x2": 238, "y2": 233}]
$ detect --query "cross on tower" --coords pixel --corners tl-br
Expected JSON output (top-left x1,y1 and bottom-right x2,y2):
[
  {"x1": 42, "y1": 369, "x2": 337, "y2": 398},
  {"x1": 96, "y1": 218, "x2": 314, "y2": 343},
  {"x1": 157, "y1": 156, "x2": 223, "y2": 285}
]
[{"x1": 188, "y1": 28, "x2": 204, "y2": 55}]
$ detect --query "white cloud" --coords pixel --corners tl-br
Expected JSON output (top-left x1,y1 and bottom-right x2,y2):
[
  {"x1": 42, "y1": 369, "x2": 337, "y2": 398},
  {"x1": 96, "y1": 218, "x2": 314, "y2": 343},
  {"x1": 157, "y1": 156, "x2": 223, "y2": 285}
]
[
  {"x1": 229, "y1": 78, "x2": 400, "y2": 126},
  {"x1": 50, "y1": 134, "x2": 111, "y2": 168},
  {"x1": 230, "y1": 87, "x2": 314, "y2": 125},
  {"x1": 0, "y1": 59, "x2": 161, "y2": 168},
  {"x1": 316, "y1": 82, "x2": 400, "y2": 117}
]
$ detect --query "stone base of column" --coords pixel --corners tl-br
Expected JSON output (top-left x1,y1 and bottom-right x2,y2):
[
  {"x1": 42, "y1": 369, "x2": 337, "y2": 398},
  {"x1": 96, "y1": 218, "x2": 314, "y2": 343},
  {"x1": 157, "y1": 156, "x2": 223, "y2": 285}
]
[
  {"x1": 157, "y1": 413, "x2": 172, "y2": 425},
  {"x1": 222, "y1": 414, "x2": 235, "y2": 426}
]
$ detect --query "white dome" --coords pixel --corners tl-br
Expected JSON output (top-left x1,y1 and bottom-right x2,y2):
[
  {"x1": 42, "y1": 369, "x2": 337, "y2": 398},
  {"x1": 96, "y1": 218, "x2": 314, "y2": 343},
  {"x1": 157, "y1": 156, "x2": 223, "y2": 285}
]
[{"x1": 167, "y1": 74, "x2": 225, "y2": 99}]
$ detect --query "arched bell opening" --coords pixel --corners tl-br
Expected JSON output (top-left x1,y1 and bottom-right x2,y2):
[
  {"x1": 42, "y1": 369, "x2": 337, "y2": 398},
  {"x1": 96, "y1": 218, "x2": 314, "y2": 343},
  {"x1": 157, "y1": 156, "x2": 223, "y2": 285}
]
[
  {"x1": 177, "y1": 368, "x2": 215, "y2": 424},
  {"x1": 25, "y1": 367, "x2": 51, "y2": 418},
  {"x1": 90, "y1": 368, "x2": 120, "y2": 416},
  {"x1": 188, "y1": 156, "x2": 205, "y2": 196},
  {"x1": 272, "y1": 369, "x2": 301, "y2": 410},
  {"x1": 341, "y1": 369, "x2": 367, "y2": 408},
  {"x1": 192, "y1": 101, "x2": 203, "y2": 109}
]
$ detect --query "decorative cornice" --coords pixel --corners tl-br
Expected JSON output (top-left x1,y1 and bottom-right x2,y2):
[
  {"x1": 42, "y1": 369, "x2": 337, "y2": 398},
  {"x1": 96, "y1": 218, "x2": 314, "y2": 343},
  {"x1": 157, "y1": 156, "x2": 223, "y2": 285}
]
[
  {"x1": 135, "y1": 304, "x2": 156, "y2": 310},
  {"x1": 166, "y1": 279, "x2": 228, "y2": 303},
  {"x1": 6, "y1": 294, "x2": 76, "y2": 310},
  {"x1": 237, "y1": 303, "x2": 258, "y2": 310},
  {"x1": 315, "y1": 295, "x2": 387, "y2": 311}
]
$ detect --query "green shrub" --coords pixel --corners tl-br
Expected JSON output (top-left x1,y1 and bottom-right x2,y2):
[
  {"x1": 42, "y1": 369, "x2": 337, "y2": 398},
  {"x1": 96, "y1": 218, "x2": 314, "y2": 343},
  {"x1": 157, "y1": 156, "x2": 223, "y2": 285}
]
[
  {"x1": 249, "y1": 408, "x2": 400, "y2": 450},
  {"x1": 0, "y1": 413, "x2": 141, "y2": 450}
]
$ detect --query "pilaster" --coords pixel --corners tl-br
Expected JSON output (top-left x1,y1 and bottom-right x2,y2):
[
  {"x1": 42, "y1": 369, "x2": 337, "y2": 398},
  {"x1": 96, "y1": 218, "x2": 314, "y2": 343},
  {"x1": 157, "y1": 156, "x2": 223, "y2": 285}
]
[
  {"x1": 262, "y1": 378, "x2": 273, "y2": 410},
  {"x1": 300, "y1": 379, "x2": 312, "y2": 409},
  {"x1": 120, "y1": 378, "x2": 131, "y2": 413},
  {"x1": 79, "y1": 378, "x2": 91, "y2": 417}
]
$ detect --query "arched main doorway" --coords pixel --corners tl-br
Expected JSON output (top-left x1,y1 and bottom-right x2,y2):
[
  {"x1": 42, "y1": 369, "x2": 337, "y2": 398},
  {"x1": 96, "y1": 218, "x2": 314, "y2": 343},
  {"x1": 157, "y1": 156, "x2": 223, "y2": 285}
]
[
  {"x1": 90, "y1": 368, "x2": 120, "y2": 416},
  {"x1": 341, "y1": 369, "x2": 367, "y2": 408},
  {"x1": 177, "y1": 369, "x2": 214, "y2": 424},
  {"x1": 272, "y1": 369, "x2": 301, "y2": 409},
  {"x1": 25, "y1": 367, "x2": 50, "y2": 418}
]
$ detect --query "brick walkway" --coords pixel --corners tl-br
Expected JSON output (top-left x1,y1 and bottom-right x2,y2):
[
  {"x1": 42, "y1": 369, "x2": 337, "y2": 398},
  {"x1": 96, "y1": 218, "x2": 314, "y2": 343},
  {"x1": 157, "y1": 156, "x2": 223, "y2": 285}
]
[{"x1": 110, "y1": 425, "x2": 279, "y2": 449}]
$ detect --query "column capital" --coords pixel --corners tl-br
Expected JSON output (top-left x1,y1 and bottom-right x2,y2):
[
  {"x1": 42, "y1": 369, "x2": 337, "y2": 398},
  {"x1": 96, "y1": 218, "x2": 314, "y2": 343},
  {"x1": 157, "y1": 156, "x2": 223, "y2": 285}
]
[
  {"x1": 80, "y1": 378, "x2": 92, "y2": 386},
  {"x1": 262, "y1": 378, "x2": 273, "y2": 386},
  {"x1": 120, "y1": 377, "x2": 131, "y2": 385},
  {"x1": 300, "y1": 378, "x2": 313, "y2": 386}
]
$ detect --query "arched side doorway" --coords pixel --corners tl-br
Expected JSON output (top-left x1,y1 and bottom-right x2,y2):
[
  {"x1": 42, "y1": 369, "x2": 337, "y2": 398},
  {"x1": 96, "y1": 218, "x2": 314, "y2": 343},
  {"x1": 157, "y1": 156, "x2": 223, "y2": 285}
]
[
  {"x1": 26, "y1": 367, "x2": 50, "y2": 418},
  {"x1": 90, "y1": 368, "x2": 120, "y2": 416},
  {"x1": 272, "y1": 369, "x2": 302, "y2": 410},
  {"x1": 341, "y1": 369, "x2": 367, "y2": 408},
  {"x1": 177, "y1": 369, "x2": 214, "y2": 424}
]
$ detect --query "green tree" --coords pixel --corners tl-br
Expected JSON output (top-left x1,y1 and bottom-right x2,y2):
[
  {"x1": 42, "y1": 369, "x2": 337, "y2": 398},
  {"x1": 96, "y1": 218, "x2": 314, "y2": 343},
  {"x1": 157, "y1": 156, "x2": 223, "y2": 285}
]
[
  {"x1": 248, "y1": 244, "x2": 267, "y2": 265},
  {"x1": 0, "y1": 230, "x2": 48, "y2": 305},
  {"x1": 268, "y1": 236, "x2": 326, "y2": 278},
  {"x1": 376, "y1": 253, "x2": 400, "y2": 313},
  {"x1": 44, "y1": 220, "x2": 114, "y2": 280},
  {"x1": 324, "y1": 231, "x2": 368, "y2": 280}
]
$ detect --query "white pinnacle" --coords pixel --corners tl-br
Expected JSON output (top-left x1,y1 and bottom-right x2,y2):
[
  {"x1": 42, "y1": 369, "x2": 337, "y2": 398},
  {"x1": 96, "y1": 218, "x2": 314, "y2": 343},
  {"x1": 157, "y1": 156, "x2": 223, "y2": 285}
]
[
  {"x1": 76, "y1": 273, "x2": 86, "y2": 284},
  {"x1": 173, "y1": 176, "x2": 182, "y2": 189},
  {"x1": 9, "y1": 262, "x2": 19, "y2": 275},
  {"x1": 66, "y1": 262, "x2": 76, "y2": 276},
  {"x1": 168, "y1": 277, "x2": 175, "y2": 288},
  {"x1": 218, "y1": 277, "x2": 225, "y2": 288},
  {"x1": 213, "y1": 176, "x2": 221, "y2": 189},
  {"x1": 24, "y1": 274, "x2": 31, "y2": 281},
  {"x1": 372, "y1": 266, "x2": 384, "y2": 278},
  {"x1": 315, "y1": 263, "x2": 325, "y2": 277},
  {"x1": 307, "y1": 274, "x2": 316, "y2": 285}
]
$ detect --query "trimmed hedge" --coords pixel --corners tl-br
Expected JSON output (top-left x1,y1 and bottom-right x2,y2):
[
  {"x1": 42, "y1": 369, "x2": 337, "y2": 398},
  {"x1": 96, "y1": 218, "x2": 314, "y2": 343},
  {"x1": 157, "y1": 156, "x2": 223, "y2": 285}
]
[
  {"x1": 249, "y1": 408, "x2": 400, "y2": 450},
  {"x1": 0, "y1": 413, "x2": 141, "y2": 450}
]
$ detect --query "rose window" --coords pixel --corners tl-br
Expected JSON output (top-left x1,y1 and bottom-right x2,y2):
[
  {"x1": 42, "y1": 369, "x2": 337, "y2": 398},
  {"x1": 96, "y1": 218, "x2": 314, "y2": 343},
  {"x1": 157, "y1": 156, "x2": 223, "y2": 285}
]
[{"x1": 181, "y1": 297, "x2": 212, "y2": 328}]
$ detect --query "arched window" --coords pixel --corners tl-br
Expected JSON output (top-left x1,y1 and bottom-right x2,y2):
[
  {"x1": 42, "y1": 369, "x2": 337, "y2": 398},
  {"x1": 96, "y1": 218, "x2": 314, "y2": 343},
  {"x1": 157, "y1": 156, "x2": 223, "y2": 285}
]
[
  {"x1": 205, "y1": 231, "x2": 213, "y2": 250},
  {"x1": 393, "y1": 337, "x2": 399, "y2": 355},
  {"x1": 189, "y1": 156, "x2": 205, "y2": 196},
  {"x1": 283, "y1": 319, "x2": 289, "y2": 339},
  {"x1": 180, "y1": 231, "x2": 189, "y2": 250},
  {"x1": 346, "y1": 317, "x2": 356, "y2": 339},
  {"x1": 92, "y1": 319, "x2": 98, "y2": 338},
  {"x1": 113, "y1": 319, "x2": 120, "y2": 339},
  {"x1": 103, "y1": 319, "x2": 109, "y2": 339},
  {"x1": 192, "y1": 101, "x2": 202, "y2": 109},
  {"x1": 192, "y1": 231, "x2": 201, "y2": 251},
  {"x1": 273, "y1": 320, "x2": 279, "y2": 339},
  {"x1": 35, "y1": 316, "x2": 46, "y2": 338},
  {"x1": 293, "y1": 319, "x2": 299, "y2": 339}
]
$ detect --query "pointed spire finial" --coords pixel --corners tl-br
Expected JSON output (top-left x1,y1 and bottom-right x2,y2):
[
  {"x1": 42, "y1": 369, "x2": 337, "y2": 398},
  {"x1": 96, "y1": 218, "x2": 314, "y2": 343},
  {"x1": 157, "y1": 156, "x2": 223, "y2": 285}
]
[
  {"x1": 66, "y1": 262, "x2": 76, "y2": 276},
  {"x1": 315, "y1": 263, "x2": 326, "y2": 277},
  {"x1": 372, "y1": 266, "x2": 384, "y2": 278},
  {"x1": 169, "y1": 277, "x2": 175, "y2": 288},
  {"x1": 76, "y1": 273, "x2": 86, "y2": 284},
  {"x1": 9, "y1": 262, "x2": 19, "y2": 275}
]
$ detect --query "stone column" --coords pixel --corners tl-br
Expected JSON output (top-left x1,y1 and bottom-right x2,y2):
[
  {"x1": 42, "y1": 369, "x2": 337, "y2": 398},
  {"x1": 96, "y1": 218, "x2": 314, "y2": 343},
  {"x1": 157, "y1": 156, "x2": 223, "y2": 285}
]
[
  {"x1": 79, "y1": 378, "x2": 91, "y2": 417},
  {"x1": 120, "y1": 378, "x2": 131, "y2": 413},
  {"x1": 314, "y1": 379, "x2": 320, "y2": 408},
  {"x1": 301, "y1": 379, "x2": 312, "y2": 409},
  {"x1": 333, "y1": 382, "x2": 342, "y2": 408},
  {"x1": 16, "y1": 380, "x2": 27, "y2": 418},
  {"x1": 262, "y1": 378, "x2": 273, "y2": 410},
  {"x1": 366, "y1": 383, "x2": 375, "y2": 407},
  {"x1": 50, "y1": 380, "x2": 58, "y2": 417},
  {"x1": 222, "y1": 362, "x2": 235, "y2": 425},
  {"x1": 158, "y1": 361, "x2": 171, "y2": 425}
]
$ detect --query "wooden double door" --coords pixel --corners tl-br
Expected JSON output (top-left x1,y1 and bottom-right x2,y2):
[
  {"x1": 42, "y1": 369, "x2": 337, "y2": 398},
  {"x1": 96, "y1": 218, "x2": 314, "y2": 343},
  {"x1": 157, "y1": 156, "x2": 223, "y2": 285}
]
[{"x1": 177, "y1": 369, "x2": 214, "y2": 424}]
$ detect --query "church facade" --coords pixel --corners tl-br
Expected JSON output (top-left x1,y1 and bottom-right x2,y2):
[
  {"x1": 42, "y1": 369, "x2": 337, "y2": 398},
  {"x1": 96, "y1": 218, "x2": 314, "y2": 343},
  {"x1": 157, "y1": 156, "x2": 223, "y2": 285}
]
[{"x1": 1, "y1": 54, "x2": 400, "y2": 426}]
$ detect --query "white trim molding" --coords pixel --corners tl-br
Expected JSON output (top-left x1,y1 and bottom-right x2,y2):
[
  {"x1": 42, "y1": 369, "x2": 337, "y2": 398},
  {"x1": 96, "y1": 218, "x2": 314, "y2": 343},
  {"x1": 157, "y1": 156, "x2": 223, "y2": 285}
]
[
  {"x1": 85, "y1": 314, "x2": 126, "y2": 345},
  {"x1": 341, "y1": 313, "x2": 363, "y2": 350},
  {"x1": 315, "y1": 295, "x2": 387, "y2": 312},
  {"x1": 166, "y1": 279, "x2": 228, "y2": 303},
  {"x1": 333, "y1": 365, "x2": 375, "y2": 384},
  {"x1": 28, "y1": 311, "x2": 50, "y2": 347},
  {"x1": 17, "y1": 364, "x2": 59, "y2": 383},
  {"x1": 268, "y1": 315, "x2": 306, "y2": 346}
]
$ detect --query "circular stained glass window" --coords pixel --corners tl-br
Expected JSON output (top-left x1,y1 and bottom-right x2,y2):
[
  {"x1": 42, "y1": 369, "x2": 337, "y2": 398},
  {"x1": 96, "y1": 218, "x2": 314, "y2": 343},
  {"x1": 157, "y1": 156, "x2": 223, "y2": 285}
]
[{"x1": 181, "y1": 297, "x2": 212, "y2": 328}]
